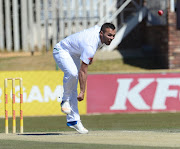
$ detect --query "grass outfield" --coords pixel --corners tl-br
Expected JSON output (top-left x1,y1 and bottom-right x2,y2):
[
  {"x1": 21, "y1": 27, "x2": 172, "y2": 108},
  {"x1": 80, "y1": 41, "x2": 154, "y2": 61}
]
[
  {"x1": 0, "y1": 113, "x2": 180, "y2": 149},
  {"x1": 1, "y1": 51, "x2": 180, "y2": 72},
  {"x1": 0, "y1": 140, "x2": 178, "y2": 149},
  {"x1": 1, "y1": 113, "x2": 180, "y2": 133}
]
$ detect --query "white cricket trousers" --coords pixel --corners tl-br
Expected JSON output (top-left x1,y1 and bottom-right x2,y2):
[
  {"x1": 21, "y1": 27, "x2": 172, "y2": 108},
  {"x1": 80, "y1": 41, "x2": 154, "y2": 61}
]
[{"x1": 53, "y1": 44, "x2": 81, "y2": 122}]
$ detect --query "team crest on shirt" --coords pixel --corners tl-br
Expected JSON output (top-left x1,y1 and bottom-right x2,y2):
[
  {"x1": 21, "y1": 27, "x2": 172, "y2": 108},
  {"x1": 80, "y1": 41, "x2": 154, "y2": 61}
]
[{"x1": 88, "y1": 57, "x2": 93, "y2": 64}]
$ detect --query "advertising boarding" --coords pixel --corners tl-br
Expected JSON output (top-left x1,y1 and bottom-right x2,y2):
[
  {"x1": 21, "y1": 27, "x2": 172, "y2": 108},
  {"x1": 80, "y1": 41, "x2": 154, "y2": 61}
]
[
  {"x1": 0, "y1": 71, "x2": 87, "y2": 117},
  {"x1": 1, "y1": 71, "x2": 180, "y2": 117},
  {"x1": 87, "y1": 73, "x2": 180, "y2": 113}
]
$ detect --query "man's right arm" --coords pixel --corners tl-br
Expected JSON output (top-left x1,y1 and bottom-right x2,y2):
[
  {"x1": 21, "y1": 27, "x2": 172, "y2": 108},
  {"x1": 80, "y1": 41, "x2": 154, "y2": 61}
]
[{"x1": 77, "y1": 61, "x2": 88, "y2": 101}]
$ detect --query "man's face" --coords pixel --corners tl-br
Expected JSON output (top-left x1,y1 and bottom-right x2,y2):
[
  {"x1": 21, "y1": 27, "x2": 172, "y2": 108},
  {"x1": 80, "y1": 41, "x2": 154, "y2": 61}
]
[{"x1": 100, "y1": 28, "x2": 116, "y2": 45}]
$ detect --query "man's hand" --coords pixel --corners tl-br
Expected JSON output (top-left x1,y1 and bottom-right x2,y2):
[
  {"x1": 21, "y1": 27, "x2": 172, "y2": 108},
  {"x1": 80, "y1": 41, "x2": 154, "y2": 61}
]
[{"x1": 77, "y1": 91, "x2": 84, "y2": 101}]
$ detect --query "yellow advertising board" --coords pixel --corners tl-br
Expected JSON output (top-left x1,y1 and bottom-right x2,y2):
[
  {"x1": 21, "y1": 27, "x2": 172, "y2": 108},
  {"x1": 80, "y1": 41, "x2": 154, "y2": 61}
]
[{"x1": 0, "y1": 71, "x2": 87, "y2": 117}]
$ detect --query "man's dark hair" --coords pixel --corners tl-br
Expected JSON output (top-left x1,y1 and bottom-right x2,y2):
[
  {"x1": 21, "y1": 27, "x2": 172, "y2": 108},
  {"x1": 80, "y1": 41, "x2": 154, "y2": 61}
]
[{"x1": 100, "y1": 23, "x2": 115, "y2": 32}]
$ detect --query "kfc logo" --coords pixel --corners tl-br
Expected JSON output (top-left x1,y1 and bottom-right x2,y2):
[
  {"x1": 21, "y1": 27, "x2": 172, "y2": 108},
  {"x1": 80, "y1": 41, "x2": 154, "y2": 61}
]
[{"x1": 111, "y1": 78, "x2": 180, "y2": 111}]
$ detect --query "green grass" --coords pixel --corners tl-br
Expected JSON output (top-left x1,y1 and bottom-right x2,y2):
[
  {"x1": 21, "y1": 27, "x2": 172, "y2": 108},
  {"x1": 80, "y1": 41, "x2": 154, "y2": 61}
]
[
  {"x1": 0, "y1": 52, "x2": 57, "y2": 71},
  {"x1": 0, "y1": 140, "x2": 178, "y2": 149},
  {"x1": 1, "y1": 113, "x2": 180, "y2": 149},
  {"x1": 1, "y1": 113, "x2": 180, "y2": 133},
  {"x1": 0, "y1": 53, "x2": 147, "y2": 72},
  {"x1": 1, "y1": 51, "x2": 180, "y2": 73},
  {"x1": 89, "y1": 57, "x2": 159, "y2": 72}
]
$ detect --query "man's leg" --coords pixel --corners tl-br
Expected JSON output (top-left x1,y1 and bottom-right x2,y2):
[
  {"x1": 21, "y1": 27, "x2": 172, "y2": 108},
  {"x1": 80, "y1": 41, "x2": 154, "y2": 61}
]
[
  {"x1": 66, "y1": 84, "x2": 88, "y2": 134},
  {"x1": 53, "y1": 49, "x2": 79, "y2": 115},
  {"x1": 66, "y1": 54, "x2": 80, "y2": 122},
  {"x1": 53, "y1": 49, "x2": 88, "y2": 134},
  {"x1": 53, "y1": 50, "x2": 79, "y2": 102},
  {"x1": 67, "y1": 80, "x2": 80, "y2": 122},
  {"x1": 66, "y1": 55, "x2": 88, "y2": 134}
]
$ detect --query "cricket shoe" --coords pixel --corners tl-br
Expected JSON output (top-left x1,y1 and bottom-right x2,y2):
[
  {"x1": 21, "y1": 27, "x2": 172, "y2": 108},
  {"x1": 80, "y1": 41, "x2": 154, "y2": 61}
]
[
  {"x1": 67, "y1": 121, "x2": 88, "y2": 134},
  {"x1": 61, "y1": 100, "x2": 71, "y2": 114}
]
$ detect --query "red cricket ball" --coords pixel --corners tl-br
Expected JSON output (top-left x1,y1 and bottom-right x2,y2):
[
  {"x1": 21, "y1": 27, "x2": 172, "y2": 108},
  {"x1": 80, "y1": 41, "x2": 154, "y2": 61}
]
[{"x1": 158, "y1": 10, "x2": 163, "y2": 16}]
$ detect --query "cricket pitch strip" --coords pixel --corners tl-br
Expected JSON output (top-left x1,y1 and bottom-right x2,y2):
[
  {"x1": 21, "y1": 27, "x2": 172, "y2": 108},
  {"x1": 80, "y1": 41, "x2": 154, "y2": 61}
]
[{"x1": 0, "y1": 130, "x2": 179, "y2": 147}]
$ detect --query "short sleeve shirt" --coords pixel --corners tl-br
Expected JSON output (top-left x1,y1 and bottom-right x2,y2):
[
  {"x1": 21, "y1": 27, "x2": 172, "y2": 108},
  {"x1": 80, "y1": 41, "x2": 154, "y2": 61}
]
[{"x1": 58, "y1": 25, "x2": 102, "y2": 64}]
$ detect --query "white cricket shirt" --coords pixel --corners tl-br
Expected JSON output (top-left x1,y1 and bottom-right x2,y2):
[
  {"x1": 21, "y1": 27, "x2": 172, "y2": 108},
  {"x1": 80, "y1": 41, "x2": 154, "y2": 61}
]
[{"x1": 58, "y1": 25, "x2": 103, "y2": 64}]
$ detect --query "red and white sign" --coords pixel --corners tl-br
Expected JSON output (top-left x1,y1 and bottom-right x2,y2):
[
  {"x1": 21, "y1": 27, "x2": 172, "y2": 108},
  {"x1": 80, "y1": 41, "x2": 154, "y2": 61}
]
[{"x1": 87, "y1": 73, "x2": 180, "y2": 113}]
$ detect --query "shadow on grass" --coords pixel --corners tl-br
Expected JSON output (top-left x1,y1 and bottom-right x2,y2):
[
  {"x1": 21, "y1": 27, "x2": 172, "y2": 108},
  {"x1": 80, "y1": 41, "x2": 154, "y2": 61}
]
[
  {"x1": 123, "y1": 56, "x2": 165, "y2": 69},
  {"x1": 18, "y1": 132, "x2": 65, "y2": 136}
]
